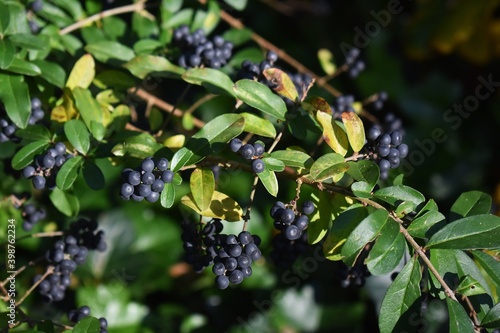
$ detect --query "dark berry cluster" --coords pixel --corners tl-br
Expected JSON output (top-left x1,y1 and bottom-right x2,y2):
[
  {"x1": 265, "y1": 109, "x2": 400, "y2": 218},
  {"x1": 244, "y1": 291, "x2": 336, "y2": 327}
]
[
  {"x1": 0, "y1": 98, "x2": 44, "y2": 143},
  {"x1": 237, "y1": 51, "x2": 313, "y2": 101},
  {"x1": 344, "y1": 48, "x2": 365, "y2": 78},
  {"x1": 367, "y1": 127, "x2": 408, "y2": 180},
  {"x1": 34, "y1": 219, "x2": 106, "y2": 302},
  {"x1": 21, "y1": 202, "x2": 46, "y2": 231},
  {"x1": 270, "y1": 200, "x2": 314, "y2": 241},
  {"x1": 229, "y1": 139, "x2": 265, "y2": 174},
  {"x1": 212, "y1": 231, "x2": 262, "y2": 289},
  {"x1": 181, "y1": 218, "x2": 223, "y2": 273},
  {"x1": 339, "y1": 263, "x2": 371, "y2": 288},
  {"x1": 372, "y1": 91, "x2": 388, "y2": 111},
  {"x1": 68, "y1": 306, "x2": 108, "y2": 332},
  {"x1": 331, "y1": 94, "x2": 355, "y2": 114},
  {"x1": 270, "y1": 231, "x2": 309, "y2": 269},
  {"x1": 120, "y1": 157, "x2": 173, "y2": 202},
  {"x1": 172, "y1": 25, "x2": 233, "y2": 69},
  {"x1": 22, "y1": 142, "x2": 73, "y2": 190}
]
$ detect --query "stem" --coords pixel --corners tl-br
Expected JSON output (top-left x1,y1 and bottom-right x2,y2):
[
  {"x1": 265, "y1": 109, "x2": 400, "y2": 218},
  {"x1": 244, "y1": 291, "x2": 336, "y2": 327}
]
[
  {"x1": 129, "y1": 88, "x2": 205, "y2": 128},
  {"x1": 267, "y1": 124, "x2": 286, "y2": 154},
  {"x1": 59, "y1": 1, "x2": 146, "y2": 35},
  {"x1": 243, "y1": 176, "x2": 260, "y2": 231},
  {"x1": 16, "y1": 266, "x2": 54, "y2": 306},
  {"x1": 0, "y1": 231, "x2": 63, "y2": 247}
]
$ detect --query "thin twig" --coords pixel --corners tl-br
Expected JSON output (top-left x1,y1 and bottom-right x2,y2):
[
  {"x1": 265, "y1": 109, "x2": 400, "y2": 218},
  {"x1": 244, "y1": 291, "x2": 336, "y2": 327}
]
[
  {"x1": 59, "y1": 1, "x2": 146, "y2": 35},
  {"x1": 16, "y1": 266, "x2": 54, "y2": 306},
  {"x1": 243, "y1": 176, "x2": 260, "y2": 231}
]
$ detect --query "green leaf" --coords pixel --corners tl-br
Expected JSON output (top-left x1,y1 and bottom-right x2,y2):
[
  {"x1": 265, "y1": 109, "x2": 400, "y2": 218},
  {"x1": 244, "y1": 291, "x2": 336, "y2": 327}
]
[
  {"x1": 0, "y1": 2, "x2": 10, "y2": 34},
  {"x1": 222, "y1": 28, "x2": 252, "y2": 46},
  {"x1": 446, "y1": 298, "x2": 475, "y2": 333},
  {"x1": 456, "y1": 275, "x2": 487, "y2": 296},
  {"x1": 182, "y1": 68, "x2": 235, "y2": 97},
  {"x1": 316, "y1": 111, "x2": 348, "y2": 156},
  {"x1": 426, "y1": 214, "x2": 500, "y2": 249},
  {"x1": 170, "y1": 114, "x2": 244, "y2": 171},
  {"x1": 223, "y1": 0, "x2": 248, "y2": 10},
  {"x1": 366, "y1": 220, "x2": 406, "y2": 275},
  {"x1": 31, "y1": 60, "x2": 66, "y2": 88},
  {"x1": 66, "y1": 54, "x2": 95, "y2": 90},
  {"x1": 5, "y1": 58, "x2": 41, "y2": 76},
  {"x1": 0, "y1": 73, "x2": 31, "y2": 129},
  {"x1": 64, "y1": 119, "x2": 90, "y2": 155},
  {"x1": 190, "y1": 168, "x2": 215, "y2": 211},
  {"x1": 124, "y1": 55, "x2": 185, "y2": 79},
  {"x1": 415, "y1": 199, "x2": 439, "y2": 218},
  {"x1": 257, "y1": 167, "x2": 278, "y2": 197},
  {"x1": 309, "y1": 152, "x2": 349, "y2": 181},
  {"x1": 471, "y1": 250, "x2": 500, "y2": 290},
  {"x1": 341, "y1": 111, "x2": 365, "y2": 152},
  {"x1": 181, "y1": 191, "x2": 243, "y2": 221},
  {"x1": 8, "y1": 33, "x2": 45, "y2": 50},
  {"x1": 132, "y1": 11, "x2": 159, "y2": 39},
  {"x1": 271, "y1": 149, "x2": 314, "y2": 169},
  {"x1": 4, "y1": 2, "x2": 29, "y2": 35},
  {"x1": 133, "y1": 39, "x2": 162, "y2": 54},
  {"x1": 323, "y1": 205, "x2": 368, "y2": 261},
  {"x1": 82, "y1": 160, "x2": 105, "y2": 190},
  {"x1": 73, "y1": 87, "x2": 105, "y2": 140},
  {"x1": 240, "y1": 112, "x2": 276, "y2": 138},
  {"x1": 56, "y1": 156, "x2": 83, "y2": 190},
  {"x1": 301, "y1": 95, "x2": 332, "y2": 114},
  {"x1": 233, "y1": 79, "x2": 287, "y2": 120},
  {"x1": 85, "y1": 41, "x2": 135, "y2": 62},
  {"x1": 72, "y1": 316, "x2": 100, "y2": 333},
  {"x1": 51, "y1": 0, "x2": 84, "y2": 20},
  {"x1": 317, "y1": 48, "x2": 336, "y2": 75},
  {"x1": 378, "y1": 257, "x2": 422, "y2": 333},
  {"x1": 94, "y1": 70, "x2": 135, "y2": 90},
  {"x1": 49, "y1": 188, "x2": 79, "y2": 217},
  {"x1": 0, "y1": 39, "x2": 15, "y2": 69},
  {"x1": 308, "y1": 189, "x2": 333, "y2": 244},
  {"x1": 351, "y1": 181, "x2": 373, "y2": 198},
  {"x1": 262, "y1": 68, "x2": 299, "y2": 102},
  {"x1": 160, "y1": 183, "x2": 175, "y2": 208},
  {"x1": 112, "y1": 133, "x2": 163, "y2": 159},
  {"x1": 15, "y1": 125, "x2": 51, "y2": 142},
  {"x1": 341, "y1": 209, "x2": 389, "y2": 266},
  {"x1": 11, "y1": 141, "x2": 50, "y2": 170},
  {"x1": 481, "y1": 302, "x2": 500, "y2": 328},
  {"x1": 450, "y1": 190, "x2": 492, "y2": 221},
  {"x1": 346, "y1": 160, "x2": 379, "y2": 187},
  {"x1": 262, "y1": 157, "x2": 285, "y2": 172},
  {"x1": 407, "y1": 210, "x2": 446, "y2": 239},
  {"x1": 374, "y1": 185, "x2": 425, "y2": 210}
]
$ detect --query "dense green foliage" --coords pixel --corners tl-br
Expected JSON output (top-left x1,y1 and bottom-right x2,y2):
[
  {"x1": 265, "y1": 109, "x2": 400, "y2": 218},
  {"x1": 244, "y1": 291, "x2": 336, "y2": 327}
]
[{"x1": 1, "y1": 0, "x2": 500, "y2": 332}]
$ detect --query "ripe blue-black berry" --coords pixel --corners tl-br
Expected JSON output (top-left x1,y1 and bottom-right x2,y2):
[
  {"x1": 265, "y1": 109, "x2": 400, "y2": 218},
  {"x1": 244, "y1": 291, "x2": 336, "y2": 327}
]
[
  {"x1": 239, "y1": 144, "x2": 255, "y2": 159},
  {"x1": 302, "y1": 201, "x2": 315, "y2": 215},
  {"x1": 230, "y1": 138, "x2": 242, "y2": 152},
  {"x1": 252, "y1": 159, "x2": 265, "y2": 173}
]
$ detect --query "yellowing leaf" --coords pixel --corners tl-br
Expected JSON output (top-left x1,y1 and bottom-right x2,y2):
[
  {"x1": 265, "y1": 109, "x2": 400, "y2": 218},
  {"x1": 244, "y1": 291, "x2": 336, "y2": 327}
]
[
  {"x1": 181, "y1": 191, "x2": 243, "y2": 222},
  {"x1": 316, "y1": 111, "x2": 348, "y2": 156},
  {"x1": 341, "y1": 111, "x2": 365, "y2": 153},
  {"x1": 262, "y1": 67, "x2": 299, "y2": 102},
  {"x1": 66, "y1": 54, "x2": 95, "y2": 90}
]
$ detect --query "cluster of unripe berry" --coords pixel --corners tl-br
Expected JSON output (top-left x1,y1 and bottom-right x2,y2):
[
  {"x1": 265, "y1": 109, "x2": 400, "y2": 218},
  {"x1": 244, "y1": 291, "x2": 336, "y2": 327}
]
[
  {"x1": 229, "y1": 138, "x2": 266, "y2": 174},
  {"x1": 367, "y1": 127, "x2": 408, "y2": 180},
  {"x1": 21, "y1": 202, "x2": 46, "y2": 231},
  {"x1": 34, "y1": 219, "x2": 106, "y2": 302},
  {"x1": 68, "y1": 305, "x2": 108, "y2": 332},
  {"x1": 0, "y1": 98, "x2": 45, "y2": 143},
  {"x1": 120, "y1": 157, "x2": 173, "y2": 202},
  {"x1": 270, "y1": 200, "x2": 314, "y2": 241},
  {"x1": 172, "y1": 25, "x2": 233, "y2": 69},
  {"x1": 22, "y1": 142, "x2": 73, "y2": 190}
]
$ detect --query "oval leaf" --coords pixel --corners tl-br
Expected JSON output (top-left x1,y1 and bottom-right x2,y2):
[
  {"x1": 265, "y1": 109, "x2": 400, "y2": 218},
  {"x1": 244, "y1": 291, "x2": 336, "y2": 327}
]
[
  {"x1": 426, "y1": 214, "x2": 500, "y2": 249},
  {"x1": 233, "y1": 79, "x2": 287, "y2": 120},
  {"x1": 56, "y1": 156, "x2": 83, "y2": 190},
  {"x1": 450, "y1": 190, "x2": 492, "y2": 221},
  {"x1": 72, "y1": 316, "x2": 101, "y2": 333},
  {"x1": 190, "y1": 168, "x2": 215, "y2": 211},
  {"x1": 64, "y1": 119, "x2": 90, "y2": 155},
  {"x1": 309, "y1": 152, "x2": 348, "y2": 181},
  {"x1": 66, "y1": 54, "x2": 95, "y2": 90},
  {"x1": 366, "y1": 221, "x2": 406, "y2": 275},
  {"x1": 374, "y1": 185, "x2": 425, "y2": 210},
  {"x1": 82, "y1": 160, "x2": 105, "y2": 190},
  {"x1": 0, "y1": 73, "x2": 31, "y2": 129},
  {"x1": 316, "y1": 111, "x2": 348, "y2": 156},
  {"x1": 181, "y1": 191, "x2": 243, "y2": 221},
  {"x1": 11, "y1": 140, "x2": 50, "y2": 170},
  {"x1": 379, "y1": 257, "x2": 422, "y2": 333},
  {"x1": 446, "y1": 298, "x2": 475, "y2": 333},
  {"x1": 124, "y1": 55, "x2": 185, "y2": 79},
  {"x1": 85, "y1": 40, "x2": 135, "y2": 62},
  {"x1": 407, "y1": 210, "x2": 446, "y2": 239},
  {"x1": 49, "y1": 188, "x2": 79, "y2": 217},
  {"x1": 112, "y1": 133, "x2": 163, "y2": 159},
  {"x1": 257, "y1": 168, "x2": 278, "y2": 197},
  {"x1": 161, "y1": 183, "x2": 176, "y2": 209},
  {"x1": 308, "y1": 189, "x2": 333, "y2": 244},
  {"x1": 271, "y1": 149, "x2": 314, "y2": 169},
  {"x1": 73, "y1": 87, "x2": 105, "y2": 140},
  {"x1": 346, "y1": 160, "x2": 379, "y2": 187},
  {"x1": 262, "y1": 157, "x2": 285, "y2": 172},
  {"x1": 262, "y1": 67, "x2": 299, "y2": 102},
  {"x1": 341, "y1": 111, "x2": 365, "y2": 152},
  {"x1": 183, "y1": 68, "x2": 235, "y2": 97},
  {"x1": 481, "y1": 302, "x2": 500, "y2": 328},
  {"x1": 32, "y1": 59, "x2": 66, "y2": 88},
  {"x1": 240, "y1": 112, "x2": 276, "y2": 138}
]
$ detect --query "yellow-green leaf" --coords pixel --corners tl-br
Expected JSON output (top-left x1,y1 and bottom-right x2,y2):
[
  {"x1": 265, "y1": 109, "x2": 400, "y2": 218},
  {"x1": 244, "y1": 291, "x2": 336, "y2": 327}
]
[
  {"x1": 66, "y1": 54, "x2": 95, "y2": 90},
  {"x1": 190, "y1": 168, "x2": 215, "y2": 211},
  {"x1": 181, "y1": 191, "x2": 243, "y2": 222},
  {"x1": 262, "y1": 67, "x2": 299, "y2": 102},
  {"x1": 316, "y1": 111, "x2": 348, "y2": 156},
  {"x1": 341, "y1": 111, "x2": 365, "y2": 152},
  {"x1": 317, "y1": 48, "x2": 336, "y2": 75}
]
